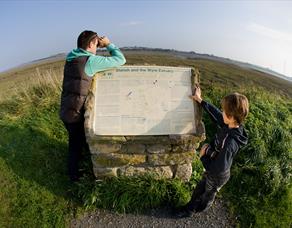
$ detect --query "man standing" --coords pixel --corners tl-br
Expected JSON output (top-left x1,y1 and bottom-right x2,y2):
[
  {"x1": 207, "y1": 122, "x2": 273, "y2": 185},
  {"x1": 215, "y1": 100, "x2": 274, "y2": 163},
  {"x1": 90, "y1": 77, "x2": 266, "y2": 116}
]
[{"x1": 60, "y1": 30, "x2": 126, "y2": 182}]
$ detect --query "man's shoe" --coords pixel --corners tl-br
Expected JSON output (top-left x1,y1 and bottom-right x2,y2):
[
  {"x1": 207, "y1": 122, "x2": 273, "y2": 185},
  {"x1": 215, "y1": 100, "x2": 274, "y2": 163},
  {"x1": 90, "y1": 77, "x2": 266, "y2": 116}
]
[
  {"x1": 174, "y1": 206, "x2": 193, "y2": 218},
  {"x1": 70, "y1": 175, "x2": 80, "y2": 183}
]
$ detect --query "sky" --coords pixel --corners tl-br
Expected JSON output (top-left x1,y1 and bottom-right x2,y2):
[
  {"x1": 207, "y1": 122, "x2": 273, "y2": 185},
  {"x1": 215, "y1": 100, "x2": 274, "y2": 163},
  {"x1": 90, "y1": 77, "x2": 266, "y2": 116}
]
[{"x1": 1, "y1": 0, "x2": 292, "y2": 77}]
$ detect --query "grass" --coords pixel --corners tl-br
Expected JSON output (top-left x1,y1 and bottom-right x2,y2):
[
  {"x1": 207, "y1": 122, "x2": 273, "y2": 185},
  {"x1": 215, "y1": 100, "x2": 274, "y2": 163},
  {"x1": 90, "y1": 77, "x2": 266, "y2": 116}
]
[
  {"x1": 0, "y1": 53, "x2": 291, "y2": 227},
  {"x1": 0, "y1": 60, "x2": 64, "y2": 101},
  {"x1": 77, "y1": 157, "x2": 204, "y2": 214},
  {"x1": 201, "y1": 86, "x2": 292, "y2": 228},
  {"x1": 0, "y1": 74, "x2": 77, "y2": 227}
]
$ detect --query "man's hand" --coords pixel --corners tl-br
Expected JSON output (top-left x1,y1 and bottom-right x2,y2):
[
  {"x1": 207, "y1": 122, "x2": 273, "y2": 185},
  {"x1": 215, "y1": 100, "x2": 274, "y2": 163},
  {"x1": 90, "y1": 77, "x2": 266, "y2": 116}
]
[
  {"x1": 98, "y1": 36, "x2": 110, "y2": 48},
  {"x1": 199, "y1": 144, "x2": 209, "y2": 158},
  {"x1": 189, "y1": 84, "x2": 202, "y2": 103}
]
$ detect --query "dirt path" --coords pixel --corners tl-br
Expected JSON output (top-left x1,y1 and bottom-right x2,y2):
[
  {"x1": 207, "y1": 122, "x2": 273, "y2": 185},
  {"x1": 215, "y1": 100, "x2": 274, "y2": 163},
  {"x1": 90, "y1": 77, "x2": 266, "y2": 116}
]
[{"x1": 71, "y1": 198, "x2": 236, "y2": 228}]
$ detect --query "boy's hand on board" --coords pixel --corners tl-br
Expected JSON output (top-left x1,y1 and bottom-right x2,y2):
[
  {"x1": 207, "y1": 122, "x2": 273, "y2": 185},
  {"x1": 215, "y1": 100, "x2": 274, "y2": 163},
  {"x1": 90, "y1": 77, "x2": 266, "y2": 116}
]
[{"x1": 189, "y1": 84, "x2": 202, "y2": 103}]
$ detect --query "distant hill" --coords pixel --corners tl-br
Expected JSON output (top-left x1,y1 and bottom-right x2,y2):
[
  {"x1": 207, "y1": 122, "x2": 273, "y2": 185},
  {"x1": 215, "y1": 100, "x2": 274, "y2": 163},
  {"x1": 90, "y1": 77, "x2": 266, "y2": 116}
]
[
  {"x1": 1, "y1": 47, "x2": 291, "y2": 82},
  {"x1": 0, "y1": 48, "x2": 291, "y2": 100},
  {"x1": 121, "y1": 47, "x2": 292, "y2": 82}
]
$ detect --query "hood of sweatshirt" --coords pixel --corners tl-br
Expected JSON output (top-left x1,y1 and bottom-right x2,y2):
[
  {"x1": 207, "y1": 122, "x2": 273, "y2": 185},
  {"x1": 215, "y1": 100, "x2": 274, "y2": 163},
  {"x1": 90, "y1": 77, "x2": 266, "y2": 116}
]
[
  {"x1": 66, "y1": 48, "x2": 94, "y2": 61},
  {"x1": 229, "y1": 125, "x2": 248, "y2": 147}
]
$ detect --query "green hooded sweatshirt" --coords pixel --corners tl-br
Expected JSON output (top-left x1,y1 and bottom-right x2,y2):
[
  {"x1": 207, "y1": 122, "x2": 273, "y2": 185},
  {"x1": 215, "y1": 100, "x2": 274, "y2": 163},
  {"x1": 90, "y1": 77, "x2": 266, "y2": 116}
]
[{"x1": 66, "y1": 43, "x2": 126, "y2": 76}]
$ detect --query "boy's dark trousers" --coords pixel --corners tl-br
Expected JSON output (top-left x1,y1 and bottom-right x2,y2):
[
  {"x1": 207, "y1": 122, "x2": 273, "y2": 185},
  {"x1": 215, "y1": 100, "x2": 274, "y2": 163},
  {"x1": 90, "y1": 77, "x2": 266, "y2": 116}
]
[
  {"x1": 186, "y1": 171, "x2": 230, "y2": 212},
  {"x1": 63, "y1": 120, "x2": 89, "y2": 181}
]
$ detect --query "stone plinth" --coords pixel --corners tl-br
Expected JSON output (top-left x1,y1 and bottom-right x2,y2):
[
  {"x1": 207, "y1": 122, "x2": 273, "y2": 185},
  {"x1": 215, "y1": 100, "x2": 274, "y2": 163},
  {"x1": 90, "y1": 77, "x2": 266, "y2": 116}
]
[{"x1": 84, "y1": 66, "x2": 205, "y2": 182}]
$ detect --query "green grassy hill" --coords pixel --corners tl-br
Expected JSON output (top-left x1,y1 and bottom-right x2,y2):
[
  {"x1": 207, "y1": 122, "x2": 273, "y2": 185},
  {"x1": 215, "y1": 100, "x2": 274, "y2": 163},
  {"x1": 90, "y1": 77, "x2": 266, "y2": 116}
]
[{"x1": 0, "y1": 53, "x2": 291, "y2": 227}]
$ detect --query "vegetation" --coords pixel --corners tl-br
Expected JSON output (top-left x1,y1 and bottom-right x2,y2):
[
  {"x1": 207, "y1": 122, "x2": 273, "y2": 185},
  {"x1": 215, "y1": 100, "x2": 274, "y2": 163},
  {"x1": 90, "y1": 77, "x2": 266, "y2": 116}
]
[
  {"x1": 0, "y1": 72, "x2": 75, "y2": 227},
  {"x1": 0, "y1": 53, "x2": 291, "y2": 227},
  {"x1": 77, "y1": 163, "x2": 201, "y2": 214},
  {"x1": 202, "y1": 86, "x2": 292, "y2": 227}
]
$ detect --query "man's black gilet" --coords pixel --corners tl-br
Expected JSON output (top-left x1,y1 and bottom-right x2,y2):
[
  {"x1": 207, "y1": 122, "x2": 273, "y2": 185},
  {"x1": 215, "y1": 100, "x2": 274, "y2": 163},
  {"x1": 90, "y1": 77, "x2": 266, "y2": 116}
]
[{"x1": 60, "y1": 56, "x2": 92, "y2": 123}]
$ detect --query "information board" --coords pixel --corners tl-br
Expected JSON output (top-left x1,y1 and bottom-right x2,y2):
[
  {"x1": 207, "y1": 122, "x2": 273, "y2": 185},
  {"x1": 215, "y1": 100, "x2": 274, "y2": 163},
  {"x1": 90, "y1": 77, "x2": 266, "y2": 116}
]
[{"x1": 93, "y1": 66, "x2": 195, "y2": 135}]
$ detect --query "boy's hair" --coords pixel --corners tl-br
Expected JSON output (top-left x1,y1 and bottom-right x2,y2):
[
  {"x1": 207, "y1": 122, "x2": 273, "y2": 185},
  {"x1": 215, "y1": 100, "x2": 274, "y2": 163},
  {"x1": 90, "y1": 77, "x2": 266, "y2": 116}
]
[
  {"x1": 221, "y1": 93, "x2": 249, "y2": 125},
  {"x1": 77, "y1": 30, "x2": 98, "y2": 49}
]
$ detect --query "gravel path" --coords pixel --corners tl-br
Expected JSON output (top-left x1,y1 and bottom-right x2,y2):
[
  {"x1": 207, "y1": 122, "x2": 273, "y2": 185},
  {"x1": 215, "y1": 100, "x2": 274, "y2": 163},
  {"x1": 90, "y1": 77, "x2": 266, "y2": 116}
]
[{"x1": 70, "y1": 198, "x2": 236, "y2": 228}]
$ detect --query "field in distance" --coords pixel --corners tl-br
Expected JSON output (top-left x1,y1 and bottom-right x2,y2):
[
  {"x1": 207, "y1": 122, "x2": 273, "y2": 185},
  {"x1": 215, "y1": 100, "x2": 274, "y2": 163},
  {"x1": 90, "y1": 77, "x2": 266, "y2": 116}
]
[{"x1": 0, "y1": 51, "x2": 291, "y2": 100}]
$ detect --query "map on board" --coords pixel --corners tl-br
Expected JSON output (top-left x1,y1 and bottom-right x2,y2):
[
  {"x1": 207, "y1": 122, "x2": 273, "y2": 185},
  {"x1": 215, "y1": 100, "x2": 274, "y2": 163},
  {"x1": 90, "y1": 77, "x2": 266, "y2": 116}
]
[{"x1": 93, "y1": 66, "x2": 196, "y2": 135}]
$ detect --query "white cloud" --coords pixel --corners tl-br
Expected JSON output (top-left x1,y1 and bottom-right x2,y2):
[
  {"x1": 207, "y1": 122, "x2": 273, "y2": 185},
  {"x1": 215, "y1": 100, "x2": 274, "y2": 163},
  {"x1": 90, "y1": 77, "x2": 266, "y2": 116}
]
[
  {"x1": 247, "y1": 22, "x2": 292, "y2": 43},
  {"x1": 120, "y1": 21, "x2": 143, "y2": 27}
]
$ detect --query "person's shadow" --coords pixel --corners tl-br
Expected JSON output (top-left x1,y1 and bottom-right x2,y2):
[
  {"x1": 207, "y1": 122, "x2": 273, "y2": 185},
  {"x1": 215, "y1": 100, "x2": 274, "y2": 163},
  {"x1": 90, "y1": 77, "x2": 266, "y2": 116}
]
[{"x1": 0, "y1": 111, "x2": 93, "y2": 204}]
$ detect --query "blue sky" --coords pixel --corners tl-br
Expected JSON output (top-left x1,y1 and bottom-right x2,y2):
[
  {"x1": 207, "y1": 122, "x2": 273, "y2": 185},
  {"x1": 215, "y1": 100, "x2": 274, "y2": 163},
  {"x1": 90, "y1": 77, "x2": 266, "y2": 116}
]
[{"x1": 1, "y1": 0, "x2": 292, "y2": 77}]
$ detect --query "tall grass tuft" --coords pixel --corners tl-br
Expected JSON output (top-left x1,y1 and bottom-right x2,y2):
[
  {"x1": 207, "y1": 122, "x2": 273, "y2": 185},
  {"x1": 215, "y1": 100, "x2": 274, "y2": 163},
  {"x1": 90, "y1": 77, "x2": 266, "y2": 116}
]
[
  {"x1": 1, "y1": 69, "x2": 62, "y2": 117},
  {"x1": 77, "y1": 174, "x2": 191, "y2": 213},
  {"x1": 77, "y1": 156, "x2": 205, "y2": 214}
]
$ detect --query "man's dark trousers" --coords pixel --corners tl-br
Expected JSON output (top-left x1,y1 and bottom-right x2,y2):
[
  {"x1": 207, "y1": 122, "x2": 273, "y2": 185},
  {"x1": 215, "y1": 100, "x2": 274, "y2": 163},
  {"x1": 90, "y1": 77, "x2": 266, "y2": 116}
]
[{"x1": 63, "y1": 120, "x2": 88, "y2": 181}]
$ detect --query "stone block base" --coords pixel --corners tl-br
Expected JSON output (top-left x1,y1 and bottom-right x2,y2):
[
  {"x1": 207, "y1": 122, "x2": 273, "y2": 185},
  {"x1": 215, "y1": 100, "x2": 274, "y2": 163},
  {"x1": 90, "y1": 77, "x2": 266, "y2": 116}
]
[{"x1": 88, "y1": 134, "x2": 205, "y2": 182}]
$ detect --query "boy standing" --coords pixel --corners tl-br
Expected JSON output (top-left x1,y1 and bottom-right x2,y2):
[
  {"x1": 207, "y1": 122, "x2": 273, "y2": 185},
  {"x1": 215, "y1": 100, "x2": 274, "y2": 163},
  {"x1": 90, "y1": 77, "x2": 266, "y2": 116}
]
[
  {"x1": 176, "y1": 85, "x2": 249, "y2": 217},
  {"x1": 60, "y1": 30, "x2": 126, "y2": 182}
]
